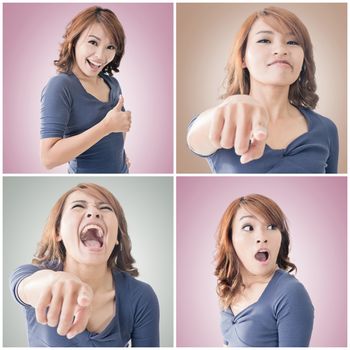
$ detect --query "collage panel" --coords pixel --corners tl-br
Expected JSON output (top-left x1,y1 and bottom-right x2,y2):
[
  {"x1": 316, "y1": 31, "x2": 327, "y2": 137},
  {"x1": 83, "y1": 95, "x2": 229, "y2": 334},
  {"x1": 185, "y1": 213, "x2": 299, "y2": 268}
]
[
  {"x1": 3, "y1": 176, "x2": 173, "y2": 346},
  {"x1": 177, "y1": 3, "x2": 346, "y2": 174},
  {"x1": 177, "y1": 176, "x2": 347, "y2": 347},
  {"x1": 3, "y1": 3, "x2": 173, "y2": 174}
]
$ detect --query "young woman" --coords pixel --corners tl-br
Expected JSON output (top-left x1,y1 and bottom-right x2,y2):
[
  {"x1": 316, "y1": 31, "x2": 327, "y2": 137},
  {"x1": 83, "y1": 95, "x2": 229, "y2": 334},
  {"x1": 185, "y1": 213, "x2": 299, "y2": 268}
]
[
  {"x1": 215, "y1": 194, "x2": 314, "y2": 347},
  {"x1": 187, "y1": 7, "x2": 338, "y2": 173},
  {"x1": 40, "y1": 7, "x2": 131, "y2": 173},
  {"x1": 10, "y1": 183, "x2": 159, "y2": 347}
]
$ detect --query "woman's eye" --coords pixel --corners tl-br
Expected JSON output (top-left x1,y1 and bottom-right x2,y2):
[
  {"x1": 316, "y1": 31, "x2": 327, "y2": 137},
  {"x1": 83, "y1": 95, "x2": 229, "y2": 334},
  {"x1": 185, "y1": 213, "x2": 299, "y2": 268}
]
[
  {"x1": 287, "y1": 40, "x2": 299, "y2": 46},
  {"x1": 107, "y1": 45, "x2": 116, "y2": 50},
  {"x1": 88, "y1": 40, "x2": 98, "y2": 46},
  {"x1": 100, "y1": 206, "x2": 113, "y2": 211},
  {"x1": 242, "y1": 224, "x2": 254, "y2": 232},
  {"x1": 257, "y1": 39, "x2": 271, "y2": 44},
  {"x1": 72, "y1": 204, "x2": 84, "y2": 209},
  {"x1": 267, "y1": 224, "x2": 277, "y2": 230}
]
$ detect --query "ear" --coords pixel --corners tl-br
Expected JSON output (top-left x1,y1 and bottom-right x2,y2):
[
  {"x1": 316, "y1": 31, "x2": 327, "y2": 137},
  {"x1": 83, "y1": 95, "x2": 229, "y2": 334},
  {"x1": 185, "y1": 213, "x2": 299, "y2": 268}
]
[{"x1": 56, "y1": 233, "x2": 62, "y2": 242}]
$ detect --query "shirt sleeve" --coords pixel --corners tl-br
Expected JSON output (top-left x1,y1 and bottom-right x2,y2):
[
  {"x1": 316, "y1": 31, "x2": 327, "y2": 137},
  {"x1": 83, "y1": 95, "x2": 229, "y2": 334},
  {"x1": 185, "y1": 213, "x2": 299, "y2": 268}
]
[
  {"x1": 325, "y1": 119, "x2": 339, "y2": 173},
  {"x1": 40, "y1": 75, "x2": 72, "y2": 139},
  {"x1": 9, "y1": 264, "x2": 41, "y2": 307},
  {"x1": 131, "y1": 282, "x2": 160, "y2": 347},
  {"x1": 275, "y1": 281, "x2": 314, "y2": 346}
]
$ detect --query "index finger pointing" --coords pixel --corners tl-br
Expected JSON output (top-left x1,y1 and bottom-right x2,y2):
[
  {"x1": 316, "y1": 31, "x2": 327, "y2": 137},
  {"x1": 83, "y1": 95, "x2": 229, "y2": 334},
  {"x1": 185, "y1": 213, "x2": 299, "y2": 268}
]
[
  {"x1": 77, "y1": 285, "x2": 93, "y2": 307},
  {"x1": 251, "y1": 107, "x2": 268, "y2": 141}
]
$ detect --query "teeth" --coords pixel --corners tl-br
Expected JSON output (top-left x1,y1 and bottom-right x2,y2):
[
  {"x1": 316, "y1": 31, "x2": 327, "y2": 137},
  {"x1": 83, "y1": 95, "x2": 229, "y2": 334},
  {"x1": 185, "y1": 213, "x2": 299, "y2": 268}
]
[{"x1": 82, "y1": 224, "x2": 104, "y2": 237}]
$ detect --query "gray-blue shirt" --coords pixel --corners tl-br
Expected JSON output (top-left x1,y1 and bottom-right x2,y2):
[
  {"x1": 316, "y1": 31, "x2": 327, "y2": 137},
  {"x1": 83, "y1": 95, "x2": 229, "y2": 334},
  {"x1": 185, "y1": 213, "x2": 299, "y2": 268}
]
[
  {"x1": 189, "y1": 107, "x2": 339, "y2": 173},
  {"x1": 10, "y1": 264, "x2": 159, "y2": 347},
  {"x1": 221, "y1": 269, "x2": 314, "y2": 347},
  {"x1": 40, "y1": 73, "x2": 128, "y2": 173}
]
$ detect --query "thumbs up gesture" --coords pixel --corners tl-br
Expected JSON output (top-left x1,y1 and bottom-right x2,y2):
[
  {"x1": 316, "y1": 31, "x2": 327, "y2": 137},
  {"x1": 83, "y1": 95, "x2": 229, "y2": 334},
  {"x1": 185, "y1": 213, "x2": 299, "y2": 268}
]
[{"x1": 103, "y1": 95, "x2": 132, "y2": 134}]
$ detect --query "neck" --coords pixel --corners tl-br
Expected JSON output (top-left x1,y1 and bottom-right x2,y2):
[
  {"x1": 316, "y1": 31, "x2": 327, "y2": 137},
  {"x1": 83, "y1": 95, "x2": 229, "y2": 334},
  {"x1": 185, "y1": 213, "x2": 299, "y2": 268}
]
[
  {"x1": 241, "y1": 266, "x2": 278, "y2": 288},
  {"x1": 249, "y1": 82, "x2": 294, "y2": 123},
  {"x1": 63, "y1": 258, "x2": 112, "y2": 293},
  {"x1": 72, "y1": 65, "x2": 100, "y2": 85}
]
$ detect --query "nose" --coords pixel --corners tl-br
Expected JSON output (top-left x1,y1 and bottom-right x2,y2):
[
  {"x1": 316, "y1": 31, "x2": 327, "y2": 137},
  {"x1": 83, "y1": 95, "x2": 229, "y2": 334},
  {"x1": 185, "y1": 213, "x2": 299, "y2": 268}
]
[
  {"x1": 256, "y1": 228, "x2": 268, "y2": 244},
  {"x1": 273, "y1": 42, "x2": 288, "y2": 56},
  {"x1": 86, "y1": 207, "x2": 100, "y2": 219}
]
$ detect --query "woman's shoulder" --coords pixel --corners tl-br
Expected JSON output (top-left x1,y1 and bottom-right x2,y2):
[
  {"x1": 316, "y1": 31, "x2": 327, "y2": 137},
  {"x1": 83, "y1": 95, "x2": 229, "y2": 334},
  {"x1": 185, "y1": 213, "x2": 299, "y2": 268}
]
[
  {"x1": 301, "y1": 107, "x2": 338, "y2": 133},
  {"x1": 113, "y1": 270, "x2": 158, "y2": 303},
  {"x1": 100, "y1": 73, "x2": 121, "y2": 88},
  {"x1": 273, "y1": 270, "x2": 311, "y2": 300}
]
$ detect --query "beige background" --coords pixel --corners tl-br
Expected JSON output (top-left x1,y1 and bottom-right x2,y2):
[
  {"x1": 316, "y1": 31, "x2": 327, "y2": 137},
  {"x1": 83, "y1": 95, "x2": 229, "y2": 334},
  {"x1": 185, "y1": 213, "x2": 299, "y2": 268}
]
[{"x1": 177, "y1": 3, "x2": 347, "y2": 173}]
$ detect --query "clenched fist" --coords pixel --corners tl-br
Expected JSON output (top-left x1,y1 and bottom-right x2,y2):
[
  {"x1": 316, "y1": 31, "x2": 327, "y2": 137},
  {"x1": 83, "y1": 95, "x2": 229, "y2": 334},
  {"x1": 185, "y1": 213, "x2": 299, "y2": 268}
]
[{"x1": 103, "y1": 95, "x2": 132, "y2": 134}]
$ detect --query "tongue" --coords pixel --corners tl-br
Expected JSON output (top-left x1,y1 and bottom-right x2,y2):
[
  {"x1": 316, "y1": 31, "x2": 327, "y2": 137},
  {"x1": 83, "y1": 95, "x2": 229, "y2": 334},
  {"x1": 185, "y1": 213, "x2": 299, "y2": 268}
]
[
  {"x1": 255, "y1": 252, "x2": 268, "y2": 262},
  {"x1": 84, "y1": 240, "x2": 101, "y2": 248}
]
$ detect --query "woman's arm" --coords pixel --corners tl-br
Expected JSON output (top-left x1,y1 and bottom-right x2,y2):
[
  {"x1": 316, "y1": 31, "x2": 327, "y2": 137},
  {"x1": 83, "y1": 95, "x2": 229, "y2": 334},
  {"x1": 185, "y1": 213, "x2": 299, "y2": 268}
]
[
  {"x1": 41, "y1": 96, "x2": 131, "y2": 169},
  {"x1": 326, "y1": 119, "x2": 339, "y2": 173},
  {"x1": 131, "y1": 283, "x2": 160, "y2": 347},
  {"x1": 187, "y1": 94, "x2": 269, "y2": 163},
  {"x1": 276, "y1": 282, "x2": 314, "y2": 346},
  {"x1": 18, "y1": 269, "x2": 93, "y2": 339}
]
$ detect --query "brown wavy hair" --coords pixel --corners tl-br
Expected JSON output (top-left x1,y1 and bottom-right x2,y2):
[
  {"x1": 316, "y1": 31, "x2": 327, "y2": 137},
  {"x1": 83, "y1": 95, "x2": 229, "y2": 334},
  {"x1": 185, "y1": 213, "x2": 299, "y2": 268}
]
[
  {"x1": 32, "y1": 183, "x2": 138, "y2": 277},
  {"x1": 223, "y1": 6, "x2": 318, "y2": 109},
  {"x1": 54, "y1": 6, "x2": 125, "y2": 76},
  {"x1": 215, "y1": 194, "x2": 296, "y2": 309}
]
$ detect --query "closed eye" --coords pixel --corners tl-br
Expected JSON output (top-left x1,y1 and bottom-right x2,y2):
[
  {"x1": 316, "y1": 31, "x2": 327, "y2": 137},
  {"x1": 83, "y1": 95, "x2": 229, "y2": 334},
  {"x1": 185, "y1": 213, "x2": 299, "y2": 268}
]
[
  {"x1": 100, "y1": 205, "x2": 113, "y2": 211},
  {"x1": 72, "y1": 204, "x2": 85, "y2": 209}
]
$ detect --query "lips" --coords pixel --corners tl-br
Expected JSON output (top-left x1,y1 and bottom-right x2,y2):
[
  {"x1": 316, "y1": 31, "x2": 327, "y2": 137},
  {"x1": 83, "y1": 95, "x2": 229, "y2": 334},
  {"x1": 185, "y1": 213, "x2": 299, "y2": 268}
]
[
  {"x1": 86, "y1": 59, "x2": 102, "y2": 70},
  {"x1": 80, "y1": 224, "x2": 105, "y2": 248},
  {"x1": 267, "y1": 60, "x2": 292, "y2": 68},
  {"x1": 254, "y1": 249, "x2": 270, "y2": 262}
]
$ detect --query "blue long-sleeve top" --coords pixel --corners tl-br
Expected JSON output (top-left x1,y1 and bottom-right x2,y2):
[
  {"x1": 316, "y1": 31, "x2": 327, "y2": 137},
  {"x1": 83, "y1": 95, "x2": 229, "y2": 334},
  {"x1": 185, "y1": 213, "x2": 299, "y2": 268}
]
[
  {"x1": 221, "y1": 269, "x2": 314, "y2": 347},
  {"x1": 10, "y1": 264, "x2": 160, "y2": 347},
  {"x1": 40, "y1": 72, "x2": 128, "y2": 173},
  {"x1": 189, "y1": 107, "x2": 339, "y2": 173}
]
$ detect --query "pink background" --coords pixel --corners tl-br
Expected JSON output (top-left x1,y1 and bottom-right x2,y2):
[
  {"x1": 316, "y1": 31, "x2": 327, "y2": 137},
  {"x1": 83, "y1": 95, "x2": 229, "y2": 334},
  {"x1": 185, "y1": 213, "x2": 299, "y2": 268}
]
[
  {"x1": 177, "y1": 176, "x2": 347, "y2": 347},
  {"x1": 3, "y1": 3, "x2": 173, "y2": 173}
]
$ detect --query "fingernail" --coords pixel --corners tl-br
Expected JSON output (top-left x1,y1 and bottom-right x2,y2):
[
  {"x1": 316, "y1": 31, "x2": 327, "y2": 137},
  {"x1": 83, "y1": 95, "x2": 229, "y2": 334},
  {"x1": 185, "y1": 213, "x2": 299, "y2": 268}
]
[{"x1": 66, "y1": 333, "x2": 75, "y2": 339}]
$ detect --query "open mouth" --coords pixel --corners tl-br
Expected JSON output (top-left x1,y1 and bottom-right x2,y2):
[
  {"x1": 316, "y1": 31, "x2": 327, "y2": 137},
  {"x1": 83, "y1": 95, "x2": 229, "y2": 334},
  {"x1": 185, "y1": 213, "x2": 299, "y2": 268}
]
[
  {"x1": 80, "y1": 224, "x2": 104, "y2": 248},
  {"x1": 254, "y1": 250, "x2": 269, "y2": 262},
  {"x1": 86, "y1": 59, "x2": 102, "y2": 70}
]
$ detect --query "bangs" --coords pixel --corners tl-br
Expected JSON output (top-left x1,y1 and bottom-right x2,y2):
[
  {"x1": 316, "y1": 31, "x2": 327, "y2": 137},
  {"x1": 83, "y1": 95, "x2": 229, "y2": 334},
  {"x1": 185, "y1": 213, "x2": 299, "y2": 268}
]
[
  {"x1": 258, "y1": 10, "x2": 306, "y2": 50},
  {"x1": 239, "y1": 196, "x2": 288, "y2": 232}
]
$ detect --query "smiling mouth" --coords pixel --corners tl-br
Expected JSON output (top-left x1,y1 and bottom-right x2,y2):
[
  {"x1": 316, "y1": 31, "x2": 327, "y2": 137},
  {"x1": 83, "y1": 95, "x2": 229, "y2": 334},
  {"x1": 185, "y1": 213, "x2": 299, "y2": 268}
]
[
  {"x1": 80, "y1": 224, "x2": 104, "y2": 248},
  {"x1": 255, "y1": 251, "x2": 269, "y2": 262},
  {"x1": 86, "y1": 59, "x2": 102, "y2": 69}
]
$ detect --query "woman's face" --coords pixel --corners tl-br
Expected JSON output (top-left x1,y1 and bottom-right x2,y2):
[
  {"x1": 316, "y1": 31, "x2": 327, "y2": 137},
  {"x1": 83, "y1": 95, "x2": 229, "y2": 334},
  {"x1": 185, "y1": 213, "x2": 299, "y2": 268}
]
[
  {"x1": 244, "y1": 18, "x2": 304, "y2": 89},
  {"x1": 73, "y1": 22, "x2": 116, "y2": 78},
  {"x1": 58, "y1": 190, "x2": 119, "y2": 266},
  {"x1": 231, "y1": 206, "x2": 282, "y2": 277}
]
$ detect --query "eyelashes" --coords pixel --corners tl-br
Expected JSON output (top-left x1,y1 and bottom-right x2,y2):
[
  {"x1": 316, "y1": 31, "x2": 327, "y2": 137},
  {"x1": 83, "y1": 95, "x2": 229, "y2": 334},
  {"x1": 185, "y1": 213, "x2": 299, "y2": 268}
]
[
  {"x1": 71, "y1": 204, "x2": 113, "y2": 211},
  {"x1": 88, "y1": 40, "x2": 116, "y2": 50},
  {"x1": 256, "y1": 38, "x2": 300, "y2": 46},
  {"x1": 241, "y1": 223, "x2": 278, "y2": 232}
]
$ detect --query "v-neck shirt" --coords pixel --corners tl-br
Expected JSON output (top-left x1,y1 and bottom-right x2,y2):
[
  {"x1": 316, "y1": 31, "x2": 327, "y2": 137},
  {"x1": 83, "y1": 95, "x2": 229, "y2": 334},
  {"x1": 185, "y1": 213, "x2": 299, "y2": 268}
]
[
  {"x1": 10, "y1": 264, "x2": 159, "y2": 347},
  {"x1": 40, "y1": 72, "x2": 128, "y2": 173},
  {"x1": 189, "y1": 107, "x2": 338, "y2": 173},
  {"x1": 220, "y1": 269, "x2": 314, "y2": 347}
]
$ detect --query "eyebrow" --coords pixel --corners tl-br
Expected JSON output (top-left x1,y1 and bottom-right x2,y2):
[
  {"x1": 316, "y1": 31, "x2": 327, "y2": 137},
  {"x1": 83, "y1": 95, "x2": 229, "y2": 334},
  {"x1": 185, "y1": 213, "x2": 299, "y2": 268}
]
[
  {"x1": 255, "y1": 30, "x2": 294, "y2": 36},
  {"x1": 88, "y1": 35, "x2": 101, "y2": 41},
  {"x1": 71, "y1": 200, "x2": 110, "y2": 206},
  {"x1": 239, "y1": 215, "x2": 257, "y2": 221}
]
